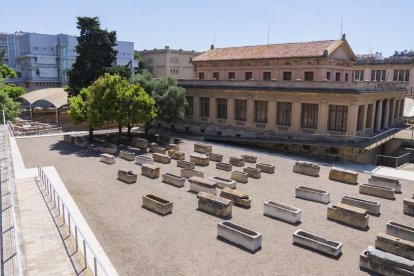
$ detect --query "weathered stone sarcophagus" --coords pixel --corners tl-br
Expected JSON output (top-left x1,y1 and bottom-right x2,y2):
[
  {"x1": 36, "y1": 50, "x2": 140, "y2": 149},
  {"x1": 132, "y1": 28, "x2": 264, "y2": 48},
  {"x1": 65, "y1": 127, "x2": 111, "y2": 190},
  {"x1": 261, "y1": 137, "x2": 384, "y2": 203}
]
[
  {"x1": 327, "y1": 203, "x2": 369, "y2": 229},
  {"x1": 74, "y1": 136, "x2": 88, "y2": 148},
  {"x1": 243, "y1": 167, "x2": 261, "y2": 179},
  {"x1": 329, "y1": 167, "x2": 358, "y2": 185},
  {"x1": 256, "y1": 163, "x2": 275, "y2": 174},
  {"x1": 152, "y1": 153, "x2": 171, "y2": 164},
  {"x1": 131, "y1": 138, "x2": 148, "y2": 149},
  {"x1": 197, "y1": 192, "x2": 232, "y2": 218},
  {"x1": 295, "y1": 186, "x2": 330, "y2": 204},
  {"x1": 165, "y1": 143, "x2": 180, "y2": 151},
  {"x1": 100, "y1": 153, "x2": 115, "y2": 164},
  {"x1": 87, "y1": 144, "x2": 100, "y2": 151},
  {"x1": 149, "y1": 145, "x2": 167, "y2": 154},
  {"x1": 359, "y1": 184, "x2": 395, "y2": 200},
  {"x1": 404, "y1": 199, "x2": 414, "y2": 216},
  {"x1": 207, "y1": 153, "x2": 223, "y2": 162},
  {"x1": 142, "y1": 194, "x2": 173, "y2": 215},
  {"x1": 242, "y1": 155, "x2": 257, "y2": 163},
  {"x1": 368, "y1": 175, "x2": 402, "y2": 193},
  {"x1": 194, "y1": 143, "x2": 212, "y2": 154},
  {"x1": 176, "y1": 160, "x2": 195, "y2": 169},
  {"x1": 180, "y1": 168, "x2": 204, "y2": 179},
  {"x1": 263, "y1": 201, "x2": 302, "y2": 224},
  {"x1": 141, "y1": 164, "x2": 160, "y2": 179},
  {"x1": 100, "y1": 144, "x2": 118, "y2": 154},
  {"x1": 341, "y1": 195, "x2": 380, "y2": 215},
  {"x1": 387, "y1": 221, "x2": 414, "y2": 243},
  {"x1": 229, "y1": 156, "x2": 245, "y2": 167},
  {"x1": 119, "y1": 150, "x2": 135, "y2": 161},
  {"x1": 63, "y1": 135, "x2": 74, "y2": 143},
  {"x1": 188, "y1": 176, "x2": 217, "y2": 195},
  {"x1": 220, "y1": 188, "x2": 251, "y2": 208},
  {"x1": 217, "y1": 221, "x2": 262, "y2": 252},
  {"x1": 162, "y1": 173, "x2": 185, "y2": 187},
  {"x1": 117, "y1": 169, "x2": 137, "y2": 184},
  {"x1": 168, "y1": 149, "x2": 185, "y2": 160},
  {"x1": 189, "y1": 154, "x2": 209, "y2": 166},
  {"x1": 209, "y1": 176, "x2": 237, "y2": 189},
  {"x1": 135, "y1": 155, "x2": 154, "y2": 165},
  {"x1": 216, "y1": 162, "x2": 232, "y2": 171},
  {"x1": 375, "y1": 233, "x2": 414, "y2": 261},
  {"x1": 231, "y1": 171, "x2": 248, "y2": 183},
  {"x1": 293, "y1": 229, "x2": 342, "y2": 257},
  {"x1": 292, "y1": 161, "x2": 320, "y2": 177}
]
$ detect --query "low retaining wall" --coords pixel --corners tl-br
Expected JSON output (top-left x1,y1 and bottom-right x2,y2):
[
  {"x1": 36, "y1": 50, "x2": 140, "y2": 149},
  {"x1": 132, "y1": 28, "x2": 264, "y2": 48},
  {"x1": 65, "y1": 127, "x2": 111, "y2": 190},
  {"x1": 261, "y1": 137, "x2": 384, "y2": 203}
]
[
  {"x1": 327, "y1": 203, "x2": 369, "y2": 229},
  {"x1": 341, "y1": 196, "x2": 380, "y2": 215},
  {"x1": 217, "y1": 221, "x2": 262, "y2": 252},
  {"x1": 359, "y1": 184, "x2": 395, "y2": 200},
  {"x1": 329, "y1": 167, "x2": 358, "y2": 185},
  {"x1": 292, "y1": 229, "x2": 342, "y2": 257},
  {"x1": 197, "y1": 192, "x2": 232, "y2": 218},
  {"x1": 292, "y1": 161, "x2": 320, "y2": 177},
  {"x1": 142, "y1": 194, "x2": 173, "y2": 215},
  {"x1": 295, "y1": 186, "x2": 330, "y2": 204},
  {"x1": 263, "y1": 201, "x2": 302, "y2": 224}
]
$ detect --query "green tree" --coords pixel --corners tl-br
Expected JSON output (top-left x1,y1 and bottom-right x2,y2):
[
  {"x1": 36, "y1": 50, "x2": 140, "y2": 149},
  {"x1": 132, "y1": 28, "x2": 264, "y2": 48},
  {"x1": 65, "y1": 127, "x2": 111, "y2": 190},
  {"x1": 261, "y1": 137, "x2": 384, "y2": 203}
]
[
  {"x1": 2, "y1": 84, "x2": 24, "y2": 101},
  {"x1": 130, "y1": 70, "x2": 156, "y2": 95},
  {"x1": 0, "y1": 64, "x2": 17, "y2": 79},
  {"x1": 0, "y1": 49, "x2": 5, "y2": 64},
  {"x1": 105, "y1": 65, "x2": 132, "y2": 80},
  {"x1": 144, "y1": 76, "x2": 186, "y2": 134},
  {"x1": 0, "y1": 78, "x2": 21, "y2": 122},
  {"x1": 67, "y1": 17, "x2": 118, "y2": 97},
  {"x1": 134, "y1": 51, "x2": 145, "y2": 72}
]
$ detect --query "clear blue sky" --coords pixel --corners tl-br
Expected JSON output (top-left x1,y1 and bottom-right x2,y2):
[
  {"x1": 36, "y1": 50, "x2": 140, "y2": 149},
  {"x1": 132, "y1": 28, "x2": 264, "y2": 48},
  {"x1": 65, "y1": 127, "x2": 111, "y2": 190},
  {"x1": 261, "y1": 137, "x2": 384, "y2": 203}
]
[{"x1": 2, "y1": 0, "x2": 413, "y2": 56}]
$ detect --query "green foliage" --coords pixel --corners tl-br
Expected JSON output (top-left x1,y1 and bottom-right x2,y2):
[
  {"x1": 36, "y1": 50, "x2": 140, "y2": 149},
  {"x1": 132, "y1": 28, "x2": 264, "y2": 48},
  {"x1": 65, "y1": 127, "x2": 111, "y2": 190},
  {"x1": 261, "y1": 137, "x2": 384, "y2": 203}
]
[
  {"x1": 105, "y1": 65, "x2": 132, "y2": 80},
  {"x1": 67, "y1": 16, "x2": 118, "y2": 97},
  {"x1": 68, "y1": 88, "x2": 91, "y2": 125},
  {"x1": 1, "y1": 84, "x2": 24, "y2": 101},
  {"x1": 0, "y1": 49, "x2": 5, "y2": 64},
  {"x1": 0, "y1": 79, "x2": 21, "y2": 122},
  {"x1": 0, "y1": 64, "x2": 17, "y2": 79},
  {"x1": 133, "y1": 51, "x2": 145, "y2": 71},
  {"x1": 129, "y1": 70, "x2": 156, "y2": 95}
]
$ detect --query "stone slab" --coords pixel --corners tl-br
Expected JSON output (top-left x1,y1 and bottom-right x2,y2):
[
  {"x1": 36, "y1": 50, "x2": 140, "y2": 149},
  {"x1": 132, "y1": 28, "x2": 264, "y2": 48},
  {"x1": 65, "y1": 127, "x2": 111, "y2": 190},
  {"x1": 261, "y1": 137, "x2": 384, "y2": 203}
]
[
  {"x1": 119, "y1": 150, "x2": 135, "y2": 161},
  {"x1": 229, "y1": 156, "x2": 245, "y2": 167},
  {"x1": 152, "y1": 153, "x2": 171, "y2": 164},
  {"x1": 168, "y1": 149, "x2": 185, "y2": 160},
  {"x1": 360, "y1": 249, "x2": 414, "y2": 276},
  {"x1": 369, "y1": 174, "x2": 402, "y2": 193},
  {"x1": 242, "y1": 155, "x2": 257, "y2": 163},
  {"x1": 194, "y1": 143, "x2": 212, "y2": 154},
  {"x1": 131, "y1": 138, "x2": 148, "y2": 149}
]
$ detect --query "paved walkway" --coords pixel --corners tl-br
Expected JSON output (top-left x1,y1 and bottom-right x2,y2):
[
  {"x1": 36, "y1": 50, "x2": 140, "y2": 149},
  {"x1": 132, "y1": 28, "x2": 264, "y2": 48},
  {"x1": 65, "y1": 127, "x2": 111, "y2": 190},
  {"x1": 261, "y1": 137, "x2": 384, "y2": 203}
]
[{"x1": 15, "y1": 177, "x2": 75, "y2": 276}]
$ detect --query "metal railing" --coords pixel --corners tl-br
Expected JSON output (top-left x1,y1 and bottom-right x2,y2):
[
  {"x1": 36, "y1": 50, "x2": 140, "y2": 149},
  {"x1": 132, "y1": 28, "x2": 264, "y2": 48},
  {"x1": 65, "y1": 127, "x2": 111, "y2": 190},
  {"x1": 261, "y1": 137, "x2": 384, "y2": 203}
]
[
  {"x1": 37, "y1": 165, "x2": 112, "y2": 276},
  {"x1": 375, "y1": 152, "x2": 414, "y2": 168}
]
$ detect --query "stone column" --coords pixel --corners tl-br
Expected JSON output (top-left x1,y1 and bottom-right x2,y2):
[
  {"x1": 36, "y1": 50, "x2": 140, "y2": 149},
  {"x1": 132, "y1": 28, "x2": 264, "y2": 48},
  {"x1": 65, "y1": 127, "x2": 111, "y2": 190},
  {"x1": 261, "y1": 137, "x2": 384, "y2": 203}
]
[
  {"x1": 291, "y1": 99, "x2": 301, "y2": 135},
  {"x1": 193, "y1": 96, "x2": 200, "y2": 121},
  {"x1": 375, "y1": 99, "x2": 383, "y2": 132},
  {"x1": 346, "y1": 103, "x2": 358, "y2": 138},
  {"x1": 246, "y1": 97, "x2": 254, "y2": 128},
  {"x1": 227, "y1": 96, "x2": 234, "y2": 125},
  {"x1": 317, "y1": 100, "x2": 328, "y2": 135},
  {"x1": 389, "y1": 98, "x2": 396, "y2": 126},
  {"x1": 208, "y1": 96, "x2": 216, "y2": 123},
  {"x1": 383, "y1": 98, "x2": 390, "y2": 129},
  {"x1": 395, "y1": 98, "x2": 400, "y2": 122},
  {"x1": 267, "y1": 99, "x2": 276, "y2": 130},
  {"x1": 370, "y1": 101, "x2": 376, "y2": 135},
  {"x1": 362, "y1": 103, "x2": 368, "y2": 135}
]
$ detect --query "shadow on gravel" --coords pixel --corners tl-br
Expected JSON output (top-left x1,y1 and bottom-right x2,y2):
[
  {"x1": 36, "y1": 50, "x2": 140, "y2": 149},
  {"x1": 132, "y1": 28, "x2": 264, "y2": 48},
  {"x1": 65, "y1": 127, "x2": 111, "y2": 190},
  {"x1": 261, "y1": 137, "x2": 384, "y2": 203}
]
[
  {"x1": 292, "y1": 242, "x2": 343, "y2": 260},
  {"x1": 49, "y1": 141, "x2": 100, "y2": 158},
  {"x1": 216, "y1": 236, "x2": 261, "y2": 254}
]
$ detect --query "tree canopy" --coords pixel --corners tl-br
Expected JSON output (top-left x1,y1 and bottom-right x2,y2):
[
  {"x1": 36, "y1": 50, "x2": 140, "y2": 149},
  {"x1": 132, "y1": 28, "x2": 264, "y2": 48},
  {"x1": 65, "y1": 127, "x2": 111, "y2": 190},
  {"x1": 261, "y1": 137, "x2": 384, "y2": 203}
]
[
  {"x1": 105, "y1": 65, "x2": 132, "y2": 80},
  {"x1": 67, "y1": 17, "x2": 118, "y2": 97},
  {"x1": 0, "y1": 78, "x2": 22, "y2": 122},
  {"x1": 0, "y1": 64, "x2": 17, "y2": 79}
]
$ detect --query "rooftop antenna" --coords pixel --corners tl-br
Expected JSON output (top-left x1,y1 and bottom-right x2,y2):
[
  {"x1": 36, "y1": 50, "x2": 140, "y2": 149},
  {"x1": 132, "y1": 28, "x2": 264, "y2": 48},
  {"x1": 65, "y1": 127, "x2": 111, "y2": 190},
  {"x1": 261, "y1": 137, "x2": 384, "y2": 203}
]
[
  {"x1": 339, "y1": 16, "x2": 343, "y2": 39},
  {"x1": 267, "y1": 24, "x2": 270, "y2": 45},
  {"x1": 45, "y1": 24, "x2": 48, "y2": 33}
]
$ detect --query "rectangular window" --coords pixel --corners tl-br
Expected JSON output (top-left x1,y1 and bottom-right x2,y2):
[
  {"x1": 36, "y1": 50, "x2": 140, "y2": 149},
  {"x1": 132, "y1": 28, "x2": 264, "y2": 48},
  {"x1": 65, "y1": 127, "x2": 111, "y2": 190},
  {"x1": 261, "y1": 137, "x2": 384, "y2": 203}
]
[
  {"x1": 234, "y1": 99, "x2": 247, "y2": 121},
  {"x1": 228, "y1": 72, "x2": 235, "y2": 79},
  {"x1": 185, "y1": 96, "x2": 193, "y2": 116},
  {"x1": 304, "y1": 71, "x2": 314, "y2": 81},
  {"x1": 283, "y1": 72, "x2": 292, "y2": 81},
  {"x1": 345, "y1": 73, "x2": 349, "y2": 82},
  {"x1": 335, "y1": 72, "x2": 341, "y2": 81},
  {"x1": 36, "y1": 69, "x2": 40, "y2": 75},
  {"x1": 366, "y1": 104, "x2": 373, "y2": 128},
  {"x1": 326, "y1": 72, "x2": 331, "y2": 81},
  {"x1": 245, "y1": 72, "x2": 253, "y2": 80},
  {"x1": 352, "y1": 70, "x2": 364, "y2": 81},
  {"x1": 216, "y1": 98, "x2": 227, "y2": 119},
  {"x1": 357, "y1": 105, "x2": 365, "y2": 131},
  {"x1": 328, "y1": 105, "x2": 348, "y2": 132},
  {"x1": 212, "y1": 72, "x2": 219, "y2": 80},
  {"x1": 393, "y1": 70, "x2": 410, "y2": 82},
  {"x1": 254, "y1": 100, "x2": 268, "y2": 123},
  {"x1": 301, "y1": 103, "x2": 319, "y2": 129},
  {"x1": 263, "y1": 72, "x2": 271, "y2": 81},
  {"x1": 277, "y1": 102, "x2": 292, "y2": 126},
  {"x1": 200, "y1": 97, "x2": 209, "y2": 117},
  {"x1": 198, "y1": 72, "x2": 204, "y2": 80},
  {"x1": 371, "y1": 70, "x2": 386, "y2": 81}
]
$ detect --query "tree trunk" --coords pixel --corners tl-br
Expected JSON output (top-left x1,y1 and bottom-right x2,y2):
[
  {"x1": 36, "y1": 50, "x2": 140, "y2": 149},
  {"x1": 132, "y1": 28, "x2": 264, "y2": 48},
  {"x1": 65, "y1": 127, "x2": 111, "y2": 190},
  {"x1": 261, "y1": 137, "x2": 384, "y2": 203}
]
[
  {"x1": 118, "y1": 123, "x2": 122, "y2": 143},
  {"x1": 88, "y1": 125, "x2": 94, "y2": 141},
  {"x1": 144, "y1": 121, "x2": 152, "y2": 138},
  {"x1": 127, "y1": 125, "x2": 132, "y2": 138}
]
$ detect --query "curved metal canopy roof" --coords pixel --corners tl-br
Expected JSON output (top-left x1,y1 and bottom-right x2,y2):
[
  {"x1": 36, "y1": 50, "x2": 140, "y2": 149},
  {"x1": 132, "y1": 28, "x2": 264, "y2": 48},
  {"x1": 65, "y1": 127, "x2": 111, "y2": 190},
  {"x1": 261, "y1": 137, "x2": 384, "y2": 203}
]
[{"x1": 19, "y1": 88, "x2": 68, "y2": 109}]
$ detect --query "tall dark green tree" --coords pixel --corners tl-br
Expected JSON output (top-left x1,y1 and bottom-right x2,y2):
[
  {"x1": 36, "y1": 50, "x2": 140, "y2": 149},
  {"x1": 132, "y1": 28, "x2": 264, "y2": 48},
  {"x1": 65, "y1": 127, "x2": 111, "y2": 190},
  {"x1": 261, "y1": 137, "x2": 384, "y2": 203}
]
[{"x1": 67, "y1": 17, "x2": 118, "y2": 97}]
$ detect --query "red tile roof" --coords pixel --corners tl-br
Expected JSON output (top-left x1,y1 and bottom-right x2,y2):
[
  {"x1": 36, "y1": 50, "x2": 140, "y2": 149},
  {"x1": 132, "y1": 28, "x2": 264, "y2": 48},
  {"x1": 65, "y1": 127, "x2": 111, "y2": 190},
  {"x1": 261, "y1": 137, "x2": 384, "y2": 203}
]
[{"x1": 192, "y1": 40, "x2": 344, "y2": 62}]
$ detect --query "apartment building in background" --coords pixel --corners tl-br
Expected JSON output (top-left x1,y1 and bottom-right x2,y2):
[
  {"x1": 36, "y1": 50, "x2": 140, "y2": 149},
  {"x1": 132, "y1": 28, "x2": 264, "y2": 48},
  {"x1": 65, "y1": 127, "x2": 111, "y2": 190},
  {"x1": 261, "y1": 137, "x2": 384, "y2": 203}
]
[
  {"x1": 0, "y1": 32, "x2": 138, "y2": 91},
  {"x1": 138, "y1": 46, "x2": 201, "y2": 79},
  {"x1": 174, "y1": 36, "x2": 407, "y2": 163}
]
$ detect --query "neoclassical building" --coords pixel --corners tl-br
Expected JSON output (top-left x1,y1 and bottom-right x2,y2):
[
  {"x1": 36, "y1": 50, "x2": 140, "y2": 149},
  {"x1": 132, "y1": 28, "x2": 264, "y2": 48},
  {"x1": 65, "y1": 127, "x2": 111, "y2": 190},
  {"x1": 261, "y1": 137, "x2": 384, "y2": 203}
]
[{"x1": 174, "y1": 37, "x2": 407, "y2": 163}]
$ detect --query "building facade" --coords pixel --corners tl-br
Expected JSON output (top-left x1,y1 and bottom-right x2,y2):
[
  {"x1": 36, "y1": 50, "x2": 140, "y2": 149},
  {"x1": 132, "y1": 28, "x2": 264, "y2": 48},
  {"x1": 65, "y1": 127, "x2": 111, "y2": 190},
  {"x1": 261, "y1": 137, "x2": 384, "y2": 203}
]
[
  {"x1": 173, "y1": 38, "x2": 407, "y2": 163},
  {"x1": 0, "y1": 32, "x2": 138, "y2": 91},
  {"x1": 138, "y1": 46, "x2": 201, "y2": 79}
]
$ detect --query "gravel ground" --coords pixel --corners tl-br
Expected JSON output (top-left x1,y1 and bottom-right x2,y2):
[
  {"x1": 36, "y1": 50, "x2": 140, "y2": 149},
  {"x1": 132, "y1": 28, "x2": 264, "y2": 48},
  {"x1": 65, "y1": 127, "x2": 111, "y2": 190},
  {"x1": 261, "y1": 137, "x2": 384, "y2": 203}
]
[{"x1": 16, "y1": 135, "x2": 414, "y2": 276}]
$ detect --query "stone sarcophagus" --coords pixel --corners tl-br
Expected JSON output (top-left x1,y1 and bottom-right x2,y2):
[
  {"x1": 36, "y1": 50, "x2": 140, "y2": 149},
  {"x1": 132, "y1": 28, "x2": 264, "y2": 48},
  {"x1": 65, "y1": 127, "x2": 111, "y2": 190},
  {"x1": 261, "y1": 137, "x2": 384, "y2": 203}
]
[
  {"x1": 368, "y1": 175, "x2": 402, "y2": 193},
  {"x1": 152, "y1": 153, "x2": 171, "y2": 164},
  {"x1": 197, "y1": 192, "x2": 232, "y2": 218},
  {"x1": 63, "y1": 135, "x2": 74, "y2": 143},
  {"x1": 231, "y1": 171, "x2": 248, "y2": 183},
  {"x1": 149, "y1": 145, "x2": 167, "y2": 154},
  {"x1": 119, "y1": 150, "x2": 135, "y2": 161},
  {"x1": 165, "y1": 143, "x2": 180, "y2": 151},
  {"x1": 100, "y1": 144, "x2": 118, "y2": 154},
  {"x1": 87, "y1": 144, "x2": 100, "y2": 151},
  {"x1": 359, "y1": 184, "x2": 395, "y2": 200},
  {"x1": 188, "y1": 176, "x2": 217, "y2": 195},
  {"x1": 176, "y1": 160, "x2": 195, "y2": 169},
  {"x1": 168, "y1": 149, "x2": 185, "y2": 160},
  {"x1": 263, "y1": 201, "x2": 302, "y2": 224},
  {"x1": 242, "y1": 155, "x2": 257, "y2": 163},
  {"x1": 141, "y1": 164, "x2": 160, "y2": 179},
  {"x1": 243, "y1": 167, "x2": 261, "y2": 179},
  {"x1": 207, "y1": 153, "x2": 223, "y2": 162},
  {"x1": 142, "y1": 194, "x2": 173, "y2": 215},
  {"x1": 189, "y1": 154, "x2": 210, "y2": 166},
  {"x1": 341, "y1": 196, "x2": 381, "y2": 215},
  {"x1": 117, "y1": 169, "x2": 137, "y2": 184},
  {"x1": 256, "y1": 163, "x2": 275, "y2": 174},
  {"x1": 180, "y1": 168, "x2": 204, "y2": 179},
  {"x1": 329, "y1": 167, "x2": 358, "y2": 185},
  {"x1": 292, "y1": 161, "x2": 320, "y2": 177},
  {"x1": 217, "y1": 221, "x2": 262, "y2": 252},
  {"x1": 295, "y1": 186, "x2": 330, "y2": 204},
  {"x1": 209, "y1": 176, "x2": 237, "y2": 189},
  {"x1": 387, "y1": 221, "x2": 414, "y2": 243},
  {"x1": 100, "y1": 153, "x2": 115, "y2": 164},
  {"x1": 292, "y1": 230, "x2": 342, "y2": 257},
  {"x1": 216, "y1": 162, "x2": 232, "y2": 171},
  {"x1": 327, "y1": 203, "x2": 369, "y2": 229},
  {"x1": 135, "y1": 155, "x2": 154, "y2": 165},
  {"x1": 162, "y1": 173, "x2": 185, "y2": 187},
  {"x1": 74, "y1": 136, "x2": 88, "y2": 148},
  {"x1": 404, "y1": 199, "x2": 414, "y2": 216},
  {"x1": 131, "y1": 138, "x2": 148, "y2": 149},
  {"x1": 375, "y1": 233, "x2": 414, "y2": 261},
  {"x1": 220, "y1": 188, "x2": 251, "y2": 208},
  {"x1": 194, "y1": 143, "x2": 212, "y2": 154},
  {"x1": 229, "y1": 156, "x2": 245, "y2": 167}
]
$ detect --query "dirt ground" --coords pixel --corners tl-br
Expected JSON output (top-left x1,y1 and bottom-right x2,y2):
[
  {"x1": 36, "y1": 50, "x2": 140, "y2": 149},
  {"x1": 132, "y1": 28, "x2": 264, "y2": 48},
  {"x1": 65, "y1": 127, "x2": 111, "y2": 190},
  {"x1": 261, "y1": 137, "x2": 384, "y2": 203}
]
[{"x1": 16, "y1": 134, "x2": 414, "y2": 276}]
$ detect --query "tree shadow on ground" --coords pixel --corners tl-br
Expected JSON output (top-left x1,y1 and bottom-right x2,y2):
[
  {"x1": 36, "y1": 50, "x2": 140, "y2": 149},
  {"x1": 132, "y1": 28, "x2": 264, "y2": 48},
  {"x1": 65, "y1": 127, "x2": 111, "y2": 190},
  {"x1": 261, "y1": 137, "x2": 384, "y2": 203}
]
[{"x1": 49, "y1": 141, "x2": 101, "y2": 158}]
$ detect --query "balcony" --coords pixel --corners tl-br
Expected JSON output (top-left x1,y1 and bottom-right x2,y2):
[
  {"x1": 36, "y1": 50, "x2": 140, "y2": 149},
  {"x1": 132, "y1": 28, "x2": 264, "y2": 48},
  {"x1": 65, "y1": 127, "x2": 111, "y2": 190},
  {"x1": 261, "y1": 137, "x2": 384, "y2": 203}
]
[{"x1": 178, "y1": 79, "x2": 407, "y2": 93}]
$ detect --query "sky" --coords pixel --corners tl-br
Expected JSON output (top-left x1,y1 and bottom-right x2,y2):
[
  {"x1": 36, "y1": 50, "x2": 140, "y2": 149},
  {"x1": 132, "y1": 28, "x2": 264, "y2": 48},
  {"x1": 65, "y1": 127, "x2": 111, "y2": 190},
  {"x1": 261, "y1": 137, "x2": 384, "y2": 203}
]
[{"x1": 1, "y1": 0, "x2": 413, "y2": 56}]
